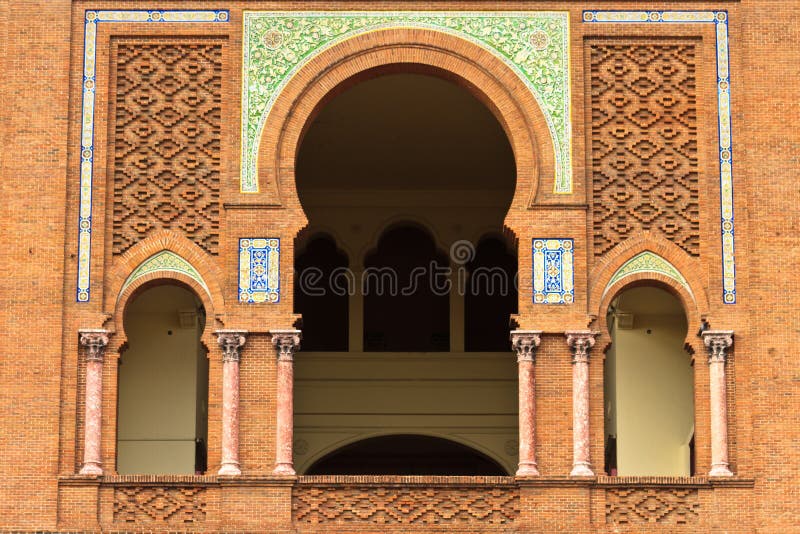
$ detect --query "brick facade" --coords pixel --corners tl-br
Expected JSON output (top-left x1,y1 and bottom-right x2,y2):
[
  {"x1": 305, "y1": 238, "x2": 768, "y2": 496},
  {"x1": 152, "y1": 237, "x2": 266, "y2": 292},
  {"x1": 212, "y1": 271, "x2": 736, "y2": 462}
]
[{"x1": 0, "y1": 1, "x2": 797, "y2": 532}]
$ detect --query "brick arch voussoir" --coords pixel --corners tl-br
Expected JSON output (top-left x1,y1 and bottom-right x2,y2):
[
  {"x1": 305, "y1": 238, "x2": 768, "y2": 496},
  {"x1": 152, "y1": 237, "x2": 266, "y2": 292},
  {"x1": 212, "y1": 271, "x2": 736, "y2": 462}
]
[
  {"x1": 255, "y1": 27, "x2": 555, "y2": 230},
  {"x1": 590, "y1": 235, "x2": 709, "y2": 350},
  {"x1": 105, "y1": 230, "x2": 226, "y2": 340}
]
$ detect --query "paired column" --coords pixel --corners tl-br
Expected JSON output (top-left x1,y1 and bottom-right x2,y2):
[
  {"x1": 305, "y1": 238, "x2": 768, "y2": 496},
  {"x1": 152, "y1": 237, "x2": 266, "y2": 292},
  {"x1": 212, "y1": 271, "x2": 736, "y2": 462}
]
[
  {"x1": 703, "y1": 330, "x2": 734, "y2": 477},
  {"x1": 216, "y1": 330, "x2": 247, "y2": 476},
  {"x1": 271, "y1": 329, "x2": 301, "y2": 476},
  {"x1": 566, "y1": 331, "x2": 597, "y2": 477},
  {"x1": 79, "y1": 329, "x2": 110, "y2": 476},
  {"x1": 511, "y1": 330, "x2": 542, "y2": 476}
]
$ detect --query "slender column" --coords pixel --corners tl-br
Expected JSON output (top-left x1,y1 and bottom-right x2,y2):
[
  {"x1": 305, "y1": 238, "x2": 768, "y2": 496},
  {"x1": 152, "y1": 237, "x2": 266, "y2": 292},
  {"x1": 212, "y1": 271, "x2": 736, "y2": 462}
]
[
  {"x1": 702, "y1": 330, "x2": 734, "y2": 477},
  {"x1": 566, "y1": 331, "x2": 597, "y2": 477},
  {"x1": 79, "y1": 329, "x2": 109, "y2": 476},
  {"x1": 271, "y1": 329, "x2": 301, "y2": 476},
  {"x1": 511, "y1": 330, "x2": 542, "y2": 476},
  {"x1": 349, "y1": 269, "x2": 364, "y2": 352},
  {"x1": 216, "y1": 330, "x2": 247, "y2": 476}
]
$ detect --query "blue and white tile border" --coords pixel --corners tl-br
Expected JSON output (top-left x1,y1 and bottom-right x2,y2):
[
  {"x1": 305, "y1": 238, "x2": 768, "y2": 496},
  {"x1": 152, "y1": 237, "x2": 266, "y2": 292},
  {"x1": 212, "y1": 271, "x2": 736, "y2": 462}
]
[
  {"x1": 238, "y1": 238, "x2": 281, "y2": 303},
  {"x1": 583, "y1": 10, "x2": 737, "y2": 304},
  {"x1": 76, "y1": 9, "x2": 229, "y2": 302},
  {"x1": 532, "y1": 238, "x2": 574, "y2": 304}
]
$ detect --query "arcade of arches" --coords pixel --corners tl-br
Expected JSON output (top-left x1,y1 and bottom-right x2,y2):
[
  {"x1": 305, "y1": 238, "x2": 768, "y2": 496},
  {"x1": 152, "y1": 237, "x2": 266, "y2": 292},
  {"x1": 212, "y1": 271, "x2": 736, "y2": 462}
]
[{"x1": 103, "y1": 74, "x2": 707, "y2": 479}]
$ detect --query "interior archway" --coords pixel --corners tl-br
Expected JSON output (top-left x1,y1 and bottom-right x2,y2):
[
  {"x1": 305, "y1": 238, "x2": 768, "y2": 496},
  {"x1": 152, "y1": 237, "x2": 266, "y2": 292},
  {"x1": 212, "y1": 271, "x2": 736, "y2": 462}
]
[
  {"x1": 604, "y1": 285, "x2": 694, "y2": 476},
  {"x1": 293, "y1": 71, "x2": 519, "y2": 473},
  {"x1": 306, "y1": 434, "x2": 508, "y2": 476},
  {"x1": 116, "y1": 283, "x2": 208, "y2": 474}
]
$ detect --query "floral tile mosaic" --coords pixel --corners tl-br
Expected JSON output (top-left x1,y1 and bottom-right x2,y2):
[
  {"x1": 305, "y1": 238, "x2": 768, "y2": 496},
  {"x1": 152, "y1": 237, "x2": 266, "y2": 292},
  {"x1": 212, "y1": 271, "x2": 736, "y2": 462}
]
[
  {"x1": 532, "y1": 238, "x2": 574, "y2": 304},
  {"x1": 239, "y1": 238, "x2": 281, "y2": 303},
  {"x1": 242, "y1": 11, "x2": 572, "y2": 195}
]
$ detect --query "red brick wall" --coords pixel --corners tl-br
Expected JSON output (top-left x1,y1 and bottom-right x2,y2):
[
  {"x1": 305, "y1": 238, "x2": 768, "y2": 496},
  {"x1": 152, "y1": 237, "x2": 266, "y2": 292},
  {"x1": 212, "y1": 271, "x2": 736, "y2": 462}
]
[{"x1": 0, "y1": 1, "x2": 797, "y2": 531}]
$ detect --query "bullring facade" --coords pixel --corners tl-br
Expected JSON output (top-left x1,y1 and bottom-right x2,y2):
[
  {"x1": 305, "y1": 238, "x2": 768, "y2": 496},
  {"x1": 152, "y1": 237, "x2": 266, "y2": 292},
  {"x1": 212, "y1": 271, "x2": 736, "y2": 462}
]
[{"x1": 0, "y1": 1, "x2": 797, "y2": 532}]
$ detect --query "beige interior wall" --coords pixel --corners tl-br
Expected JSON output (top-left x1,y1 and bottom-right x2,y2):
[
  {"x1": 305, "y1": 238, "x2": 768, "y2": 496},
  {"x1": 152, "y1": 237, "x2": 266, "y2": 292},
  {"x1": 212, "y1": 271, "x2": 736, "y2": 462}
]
[
  {"x1": 606, "y1": 287, "x2": 694, "y2": 476},
  {"x1": 294, "y1": 352, "x2": 517, "y2": 474},
  {"x1": 117, "y1": 284, "x2": 205, "y2": 474}
]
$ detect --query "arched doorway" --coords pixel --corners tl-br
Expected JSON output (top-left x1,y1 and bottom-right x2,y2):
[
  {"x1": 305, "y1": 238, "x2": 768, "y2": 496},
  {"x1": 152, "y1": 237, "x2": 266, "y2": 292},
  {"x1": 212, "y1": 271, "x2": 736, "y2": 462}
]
[
  {"x1": 307, "y1": 435, "x2": 507, "y2": 476},
  {"x1": 293, "y1": 72, "x2": 518, "y2": 474},
  {"x1": 116, "y1": 283, "x2": 209, "y2": 474},
  {"x1": 603, "y1": 285, "x2": 694, "y2": 476}
]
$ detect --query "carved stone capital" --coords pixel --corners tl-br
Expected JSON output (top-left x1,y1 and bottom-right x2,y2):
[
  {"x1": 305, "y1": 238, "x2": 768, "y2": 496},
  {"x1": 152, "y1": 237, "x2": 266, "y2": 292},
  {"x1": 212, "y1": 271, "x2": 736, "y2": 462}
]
[
  {"x1": 216, "y1": 330, "x2": 248, "y2": 363},
  {"x1": 271, "y1": 329, "x2": 301, "y2": 362},
  {"x1": 79, "y1": 329, "x2": 110, "y2": 362},
  {"x1": 702, "y1": 330, "x2": 733, "y2": 364},
  {"x1": 565, "y1": 331, "x2": 598, "y2": 364},
  {"x1": 510, "y1": 330, "x2": 542, "y2": 363}
]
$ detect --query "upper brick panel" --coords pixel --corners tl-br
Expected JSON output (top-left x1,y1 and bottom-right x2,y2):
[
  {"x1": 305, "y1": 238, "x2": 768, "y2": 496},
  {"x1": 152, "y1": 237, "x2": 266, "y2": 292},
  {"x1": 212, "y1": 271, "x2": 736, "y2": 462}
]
[
  {"x1": 590, "y1": 43, "x2": 700, "y2": 257},
  {"x1": 111, "y1": 42, "x2": 222, "y2": 256}
]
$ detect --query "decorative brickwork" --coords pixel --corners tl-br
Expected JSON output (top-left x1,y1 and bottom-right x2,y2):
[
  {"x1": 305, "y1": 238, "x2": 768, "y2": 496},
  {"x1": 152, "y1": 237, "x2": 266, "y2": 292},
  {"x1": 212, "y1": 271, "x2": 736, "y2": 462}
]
[
  {"x1": 293, "y1": 485, "x2": 519, "y2": 525},
  {"x1": 590, "y1": 43, "x2": 699, "y2": 257},
  {"x1": 605, "y1": 488, "x2": 699, "y2": 525},
  {"x1": 113, "y1": 486, "x2": 206, "y2": 524},
  {"x1": 112, "y1": 43, "x2": 222, "y2": 256}
]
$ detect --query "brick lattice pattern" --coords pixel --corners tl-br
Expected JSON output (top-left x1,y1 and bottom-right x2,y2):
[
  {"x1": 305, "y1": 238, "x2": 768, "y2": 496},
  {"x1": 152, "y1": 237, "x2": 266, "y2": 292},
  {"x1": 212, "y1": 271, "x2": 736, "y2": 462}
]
[
  {"x1": 605, "y1": 488, "x2": 699, "y2": 525},
  {"x1": 590, "y1": 43, "x2": 699, "y2": 257},
  {"x1": 113, "y1": 486, "x2": 206, "y2": 523},
  {"x1": 293, "y1": 486, "x2": 519, "y2": 525},
  {"x1": 112, "y1": 43, "x2": 222, "y2": 255}
]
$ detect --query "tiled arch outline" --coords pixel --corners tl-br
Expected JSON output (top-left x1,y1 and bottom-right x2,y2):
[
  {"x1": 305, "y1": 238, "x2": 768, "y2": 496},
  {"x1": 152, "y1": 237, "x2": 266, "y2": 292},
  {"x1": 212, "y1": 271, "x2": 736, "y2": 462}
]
[
  {"x1": 241, "y1": 11, "x2": 572, "y2": 195},
  {"x1": 583, "y1": 10, "x2": 737, "y2": 304},
  {"x1": 75, "y1": 9, "x2": 230, "y2": 303}
]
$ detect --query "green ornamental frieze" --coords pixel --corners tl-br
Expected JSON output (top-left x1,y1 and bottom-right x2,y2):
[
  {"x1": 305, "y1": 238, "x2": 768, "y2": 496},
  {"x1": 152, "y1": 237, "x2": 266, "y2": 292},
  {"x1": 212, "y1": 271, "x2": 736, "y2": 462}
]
[{"x1": 242, "y1": 11, "x2": 572, "y2": 194}]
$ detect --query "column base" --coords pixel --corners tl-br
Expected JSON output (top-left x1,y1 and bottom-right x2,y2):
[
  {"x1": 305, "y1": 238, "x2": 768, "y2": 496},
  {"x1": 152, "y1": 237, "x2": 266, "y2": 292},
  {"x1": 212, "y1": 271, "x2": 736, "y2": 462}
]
[
  {"x1": 515, "y1": 463, "x2": 540, "y2": 477},
  {"x1": 272, "y1": 463, "x2": 296, "y2": 476},
  {"x1": 570, "y1": 463, "x2": 594, "y2": 477},
  {"x1": 709, "y1": 464, "x2": 733, "y2": 477},
  {"x1": 218, "y1": 462, "x2": 241, "y2": 476},
  {"x1": 79, "y1": 462, "x2": 103, "y2": 476}
]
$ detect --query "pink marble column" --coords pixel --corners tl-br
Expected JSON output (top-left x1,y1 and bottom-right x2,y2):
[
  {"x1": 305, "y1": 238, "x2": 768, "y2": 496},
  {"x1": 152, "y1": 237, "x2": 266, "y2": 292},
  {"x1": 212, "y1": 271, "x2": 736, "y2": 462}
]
[
  {"x1": 511, "y1": 330, "x2": 542, "y2": 477},
  {"x1": 271, "y1": 329, "x2": 301, "y2": 476},
  {"x1": 216, "y1": 330, "x2": 247, "y2": 476},
  {"x1": 702, "y1": 330, "x2": 734, "y2": 477},
  {"x1": 79, "y1": 329, "x2": 109, "y2": 476},
  {"x1": 566, "y1": 331, "x2": 597, "y2": 477}
]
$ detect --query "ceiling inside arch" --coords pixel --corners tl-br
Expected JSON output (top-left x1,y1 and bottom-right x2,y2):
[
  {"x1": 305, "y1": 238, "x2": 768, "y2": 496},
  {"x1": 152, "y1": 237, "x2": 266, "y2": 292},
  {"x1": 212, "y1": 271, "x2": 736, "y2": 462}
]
[{"x1": 296, "y1": 73, "x2": 516, "y2": 195}]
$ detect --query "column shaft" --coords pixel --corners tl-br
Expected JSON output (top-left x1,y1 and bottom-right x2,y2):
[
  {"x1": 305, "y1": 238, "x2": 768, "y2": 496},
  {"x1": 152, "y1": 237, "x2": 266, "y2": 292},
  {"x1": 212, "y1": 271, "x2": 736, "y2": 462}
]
[
  {"x1": 566, "y1": 331, "x2": 597, "y2": 477},
  {"x1": 79, "y1": 330, "x2": 108, "y2": 476},
  {"x1": 217, "y1": 330, "x2": 247, "y2": 476},
  {"x1": 272, "y1": 330, "x2": 301, "y2": 476},
  {"x1": 703, "y1": 330, "x2": 734, "y2": 477},
  {"x1": 512, "y1": 330, "x2": 541, "y2": 476}
]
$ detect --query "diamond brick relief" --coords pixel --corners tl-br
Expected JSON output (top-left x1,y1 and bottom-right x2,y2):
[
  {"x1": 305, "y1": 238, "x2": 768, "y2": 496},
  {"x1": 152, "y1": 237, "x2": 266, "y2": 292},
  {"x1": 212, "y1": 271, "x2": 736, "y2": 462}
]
[
  {"x1": 590, "y1": 44, "x2": 699, "y2": 257},
  {"x1": 112, "y1": 43, "x2": 221, "y2": 256}
]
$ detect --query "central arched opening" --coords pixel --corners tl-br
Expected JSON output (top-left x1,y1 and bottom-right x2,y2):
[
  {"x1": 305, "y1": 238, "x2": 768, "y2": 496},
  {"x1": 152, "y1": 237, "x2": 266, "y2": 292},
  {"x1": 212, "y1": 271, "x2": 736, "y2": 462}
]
[{"x1": 293, "y1": 71, "x2": 518, "y2": 474}]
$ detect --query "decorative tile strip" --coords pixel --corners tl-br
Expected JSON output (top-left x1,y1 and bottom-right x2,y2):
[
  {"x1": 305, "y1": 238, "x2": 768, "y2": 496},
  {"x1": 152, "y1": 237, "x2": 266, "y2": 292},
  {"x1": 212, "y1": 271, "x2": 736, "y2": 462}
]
[
  {"x1": 605, "y1": 487, "x2": 699, "y2": 525},
  {"x1": 76, "y1": 9, "x2": 229, "y2": 302},
  {"x1": 118, "y1": 250, "x2": 209, "y2": 300},
  {"x1": 239, "y1": 238, "x2": 281, "y2": 303},
  {"x1": 293, "y1": 485, "x2": 519, "y2": 525},
  {"x1": 242, "y1": 11, "x2": 572, "y2": 194},
  {"x1": 532, "y1": 238, "x2": 574, "y2": 304},
  {"x1": 583, "y1": 10, "x2": 736, "y2": 304},
  {"x1": 113, "y1": 486, "x2": 206, "y2": 523}
]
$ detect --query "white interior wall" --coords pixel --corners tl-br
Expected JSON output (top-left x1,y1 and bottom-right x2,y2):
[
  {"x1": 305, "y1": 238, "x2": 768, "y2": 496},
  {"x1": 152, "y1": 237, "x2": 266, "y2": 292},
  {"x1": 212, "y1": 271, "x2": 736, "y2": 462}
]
[
  {"x1": 117, "y1": 284, "x2": 204, "y2": 474},
  {"x1": 606, "y1": 286, "x2": 694, "y2": 476}
]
